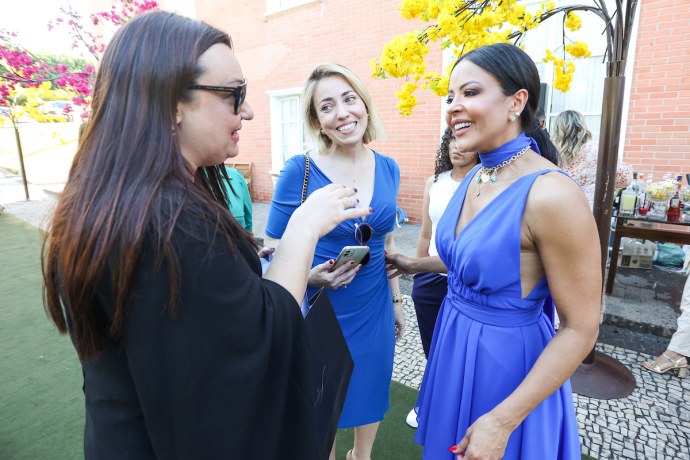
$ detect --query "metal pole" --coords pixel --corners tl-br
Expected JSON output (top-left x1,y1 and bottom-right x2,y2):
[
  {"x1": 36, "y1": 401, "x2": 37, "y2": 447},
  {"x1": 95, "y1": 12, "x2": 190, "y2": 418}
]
[
  {"x1": 570, "y1": 71, "x2": 636, "y2": 399},
  {"x1": 13, "y1": 123, "x2": 30, "y2": 200}
]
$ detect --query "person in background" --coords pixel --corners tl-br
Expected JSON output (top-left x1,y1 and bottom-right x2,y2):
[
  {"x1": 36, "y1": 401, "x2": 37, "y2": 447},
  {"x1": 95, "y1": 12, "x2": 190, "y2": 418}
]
[
  {"x1": 41, "y1": 11, "x2": 370, "y2": 459},
  {"x1": 536, "y1": 105, "x2": 547, "y2": 130},
  {"x1": 222, "y1": 165, "x2": 253, "y2": 232},
  {"x1": 642, "y1": 273, "x2": 689, "y2": 378},
  {"x1": 386, "y1": 43, "x2": 600, "y2": 459},
  {"x1": 402, "y1": 127, "x2": 478, "y2": 428},
  {"x1": 266, "y1": 63, "x2": 403, "y2": 460},
  {"x1": 552, "y1": 109, "x2": 632, "y2": 209}
]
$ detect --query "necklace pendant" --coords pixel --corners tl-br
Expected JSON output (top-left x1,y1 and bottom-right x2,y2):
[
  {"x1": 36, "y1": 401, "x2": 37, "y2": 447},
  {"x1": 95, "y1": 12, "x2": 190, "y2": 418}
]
[
  {"x1": 489, "y1": 174, "x2": 497, "y2": 183},
  {"x1": 480, "y1": 173, "x2": 491, "y2": 183}
]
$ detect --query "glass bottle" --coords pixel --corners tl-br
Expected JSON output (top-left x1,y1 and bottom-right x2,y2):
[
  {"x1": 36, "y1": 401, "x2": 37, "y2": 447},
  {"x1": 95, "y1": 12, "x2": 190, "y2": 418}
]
[
  {"x1": 619, "y1": 181, "x2": 637, "y2": 217},
  {"x1": 666, "y1": 177, "x2": 683, "y2": 223}
]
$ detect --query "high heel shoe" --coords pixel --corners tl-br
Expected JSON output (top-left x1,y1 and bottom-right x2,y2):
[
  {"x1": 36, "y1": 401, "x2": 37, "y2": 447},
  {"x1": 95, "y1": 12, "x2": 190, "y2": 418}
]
[{"x1": 642, "y1": 352, "x2": 688, "y2": 378}]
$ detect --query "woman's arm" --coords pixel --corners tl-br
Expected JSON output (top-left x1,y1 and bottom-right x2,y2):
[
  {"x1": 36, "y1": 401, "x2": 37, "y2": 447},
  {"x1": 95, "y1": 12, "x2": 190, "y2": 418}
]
[
  {"x1": 416, "y1": 176, "x2": 435, "y2": 258},
  {"x1": 454, "y1": 173, "x2": 600, "y2": 459},
  {"x1": 386, "y1": 232, "x2": 405, "y2": 341}
]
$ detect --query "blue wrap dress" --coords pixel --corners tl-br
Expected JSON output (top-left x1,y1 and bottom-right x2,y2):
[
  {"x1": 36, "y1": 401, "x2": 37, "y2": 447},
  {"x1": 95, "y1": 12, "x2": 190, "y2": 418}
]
[
  {"x1": 266, "y1": 151, "x2": 400, "y2": 427},
  {"x1": 414, "y1": 167, "x2": 582, "y2": 459}
]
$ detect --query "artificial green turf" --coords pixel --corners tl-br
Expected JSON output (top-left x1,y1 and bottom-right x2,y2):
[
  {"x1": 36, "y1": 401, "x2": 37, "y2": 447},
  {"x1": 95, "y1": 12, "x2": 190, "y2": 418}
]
[
  {"x1": 0, "y1": 214, "x2": 83, "y2": 459},
  {"x1": 335, "y1": 381, "x2": 424, "y2": 459}
]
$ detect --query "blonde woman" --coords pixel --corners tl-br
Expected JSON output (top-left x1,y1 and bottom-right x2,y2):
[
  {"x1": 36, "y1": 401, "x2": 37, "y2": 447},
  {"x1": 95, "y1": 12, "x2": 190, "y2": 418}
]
[
  {"x1": 552, "y1": 109, "x2": 632, "y2": 209},
  {"x1": 266, "y1": 64, "x2": 404, "y2": 460}
]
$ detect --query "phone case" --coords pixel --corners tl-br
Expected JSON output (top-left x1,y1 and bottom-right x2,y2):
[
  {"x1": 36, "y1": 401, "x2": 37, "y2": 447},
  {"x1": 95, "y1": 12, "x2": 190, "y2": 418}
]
[{"x1": 331, "y1": 246, "x2": 370, "y2": 271}]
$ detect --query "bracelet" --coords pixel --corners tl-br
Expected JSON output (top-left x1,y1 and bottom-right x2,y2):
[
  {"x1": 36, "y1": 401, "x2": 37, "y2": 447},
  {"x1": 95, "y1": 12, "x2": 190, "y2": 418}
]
[{"x1": 392, "y1": 294, "x2": 402, "y2": 304}]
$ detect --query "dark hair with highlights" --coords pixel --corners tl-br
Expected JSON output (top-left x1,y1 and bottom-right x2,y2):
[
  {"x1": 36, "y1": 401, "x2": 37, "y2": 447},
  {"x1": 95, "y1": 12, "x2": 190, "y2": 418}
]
[
  {"x1": 433, "y1": 126, "x2": 479, "y2": 182},
  {"x1": 453, "y1": 43, "x2": 560, "y2": 165},
  {"x1": 42, "y1": 11, "x2": 255, "y2": 361}
]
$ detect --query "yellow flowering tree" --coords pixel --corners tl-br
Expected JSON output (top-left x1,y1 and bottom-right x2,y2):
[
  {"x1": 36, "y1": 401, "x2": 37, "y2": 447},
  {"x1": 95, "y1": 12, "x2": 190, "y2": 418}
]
[{"x1": 373, "y1": 0, "x2": 626, "y2": 116}]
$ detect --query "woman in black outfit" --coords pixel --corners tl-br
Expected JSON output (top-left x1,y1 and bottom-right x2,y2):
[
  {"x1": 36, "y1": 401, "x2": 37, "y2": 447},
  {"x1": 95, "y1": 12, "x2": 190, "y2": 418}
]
[{"x1": 42, "y1": 11, "x2": 369, "y2": 459}]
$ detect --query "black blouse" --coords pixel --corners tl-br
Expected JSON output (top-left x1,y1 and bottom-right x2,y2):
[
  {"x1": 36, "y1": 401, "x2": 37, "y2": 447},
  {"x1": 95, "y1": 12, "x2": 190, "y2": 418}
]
[{"x1": 78, "y1": 214, "x2": 318, "y2": 459}]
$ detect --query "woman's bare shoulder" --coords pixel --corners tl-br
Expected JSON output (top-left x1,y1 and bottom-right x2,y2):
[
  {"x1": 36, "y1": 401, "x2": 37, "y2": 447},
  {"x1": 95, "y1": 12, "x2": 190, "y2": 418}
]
[{"x1": 527, "y1": 171, "x2": 589, "y2": 215}]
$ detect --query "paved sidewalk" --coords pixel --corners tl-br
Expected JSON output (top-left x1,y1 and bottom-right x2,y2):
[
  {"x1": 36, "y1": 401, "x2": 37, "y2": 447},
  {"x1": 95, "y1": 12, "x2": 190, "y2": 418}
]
[{"x1": 2, "y1": 171, "x2": 689, "y2": 459}]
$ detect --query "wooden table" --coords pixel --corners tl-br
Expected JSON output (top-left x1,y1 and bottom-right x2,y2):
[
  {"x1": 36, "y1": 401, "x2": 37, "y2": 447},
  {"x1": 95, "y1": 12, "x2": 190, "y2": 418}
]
[{"x1": 605, "y1": 215, "x2": 690, "y2": 294}]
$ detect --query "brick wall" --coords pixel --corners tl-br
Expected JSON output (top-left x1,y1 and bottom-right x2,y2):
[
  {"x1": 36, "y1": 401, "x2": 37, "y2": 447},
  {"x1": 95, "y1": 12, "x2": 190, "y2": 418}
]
[
  {"x1": 624, "y1": 0, "x2": 690, "y2": 180},
  {"x1": 196, "y1": 0, "x2": 443, "y2": 222}
]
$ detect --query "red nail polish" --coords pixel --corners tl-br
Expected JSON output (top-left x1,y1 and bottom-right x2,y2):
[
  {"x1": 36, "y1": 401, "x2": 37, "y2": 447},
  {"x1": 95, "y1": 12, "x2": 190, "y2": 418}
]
[
  {"x1": 448, "y1": 445, "x2": 457, "y2": 453},
  {"x1": 328, "y1": 260, "x2": 333, "y2": 265}
]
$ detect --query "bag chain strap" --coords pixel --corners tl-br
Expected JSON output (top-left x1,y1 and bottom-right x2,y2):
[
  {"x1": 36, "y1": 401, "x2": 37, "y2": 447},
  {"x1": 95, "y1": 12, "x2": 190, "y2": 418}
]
[{"x1": 301, "y1": 153, "x2": 310, "y2": 204}]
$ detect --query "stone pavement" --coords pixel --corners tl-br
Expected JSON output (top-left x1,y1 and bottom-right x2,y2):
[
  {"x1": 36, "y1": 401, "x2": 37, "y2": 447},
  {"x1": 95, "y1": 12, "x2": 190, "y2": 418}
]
[{"x1": 2, "y1": 170, "x2": 689, "y2": 459}]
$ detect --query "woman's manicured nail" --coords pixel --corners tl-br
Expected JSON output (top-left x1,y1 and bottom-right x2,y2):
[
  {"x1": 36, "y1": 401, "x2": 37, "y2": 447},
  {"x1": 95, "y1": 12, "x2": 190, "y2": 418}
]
[
  {"x1": 328, "y1": 260, "x2": 334, "y2": 265},
  {"x1": 448, "y1": 445, "x2": 457, "y2": 453},
  {"x1": 353, "y1": 187, "x2": 358, "y2": 192}
]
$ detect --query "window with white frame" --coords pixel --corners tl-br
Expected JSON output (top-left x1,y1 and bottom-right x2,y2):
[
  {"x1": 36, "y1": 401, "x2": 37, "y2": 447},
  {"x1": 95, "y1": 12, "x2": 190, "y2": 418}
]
[
  {"x1": 268, "y1": 89, "x2": 310, "y2": 177},
  {"x1": 547, "y1": 56, "x2": 606, "y2": 140},
  {"x1": 266, "y1": 0, "x2": 318, "y2": 16},
  {"x1": 521, "y1": 0, "x2": 610, "y2": 143}
]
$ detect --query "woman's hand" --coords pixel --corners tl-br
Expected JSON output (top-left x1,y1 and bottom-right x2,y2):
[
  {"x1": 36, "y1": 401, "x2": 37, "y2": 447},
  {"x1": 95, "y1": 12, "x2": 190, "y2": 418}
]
[
  {"x1": 257, "y1": 247, "x2": 275, "y2": 259},
  {"x1": 450, "y1": 412, "x2": 513, "y2": 459},
  {"x1": 394, "y1": 303, "x2": 405, "y2": 341},
  {"x1": 385, "y1": 252, "x2": 417, "y2": 278},
  {"x1": 293, "y1": 184, "x2": 371, "y2": 240},
  {"x1": 308, "y1": 259, "x2": 361, "y2": 289}
]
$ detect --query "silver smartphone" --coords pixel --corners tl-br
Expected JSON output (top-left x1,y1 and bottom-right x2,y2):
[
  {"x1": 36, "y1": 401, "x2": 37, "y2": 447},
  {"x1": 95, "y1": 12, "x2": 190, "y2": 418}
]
[{"x1": 331, "y1": 246, "x2": 370, "y2": 271}]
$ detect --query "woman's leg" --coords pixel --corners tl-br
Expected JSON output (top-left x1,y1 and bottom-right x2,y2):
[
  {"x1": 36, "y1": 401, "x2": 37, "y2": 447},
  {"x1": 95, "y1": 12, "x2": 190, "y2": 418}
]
[
  {"x1": 329, "y1": 438, "x2": 336, "y2": 460},
  {"x1": 668, "y1": 273, "x2": 690, "y2": 357},
  {"x1": 643, "y1": 274, "x2": 690, "y2": 372},
  {"x1": 349, "y1": 422, "x2": 379, "y2": 460}
]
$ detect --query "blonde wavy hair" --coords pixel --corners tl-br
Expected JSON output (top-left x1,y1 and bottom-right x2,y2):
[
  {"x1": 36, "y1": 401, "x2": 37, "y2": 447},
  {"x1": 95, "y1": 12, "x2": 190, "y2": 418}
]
[
  {"x1": 551, "y1": 110, "x2": 592, "y2": 166},
  {"x1": 302, "y1": 63, "x2": 385, "y2": 153}
]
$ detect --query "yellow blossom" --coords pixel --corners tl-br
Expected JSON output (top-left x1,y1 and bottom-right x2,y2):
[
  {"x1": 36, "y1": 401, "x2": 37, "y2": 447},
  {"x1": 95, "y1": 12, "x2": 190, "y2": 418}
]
[
  {"x1": 396, "y1": 82, "x2": 418, "y2": 116},
  {"x1": 542, "y1": 1, "x2": 556, "y2": 12},
  {"x1": 565, "y1": 41, "x2": 591, "y2": 58},
  {"x1": 374, "y1": 0, "x2": 590, "y2": 116},
  {"x1": 427, "y1": 1, "x2": 439, "y2": 19},
  {"x1": 564, "y1": 12, "x2": 582, "y2": 31},
  {"x1": 400, "y1": 0, "x2": 428, "y2": 19},
  {"x1": 554, "y1": 61, "x2": 576, "y2": 92}
]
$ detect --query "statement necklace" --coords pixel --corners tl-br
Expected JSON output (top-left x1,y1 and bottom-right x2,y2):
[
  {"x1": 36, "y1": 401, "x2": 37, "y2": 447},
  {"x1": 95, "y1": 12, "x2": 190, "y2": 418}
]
[{"x1": 475, "y1": 145, "x2": 529, "y2": 197}]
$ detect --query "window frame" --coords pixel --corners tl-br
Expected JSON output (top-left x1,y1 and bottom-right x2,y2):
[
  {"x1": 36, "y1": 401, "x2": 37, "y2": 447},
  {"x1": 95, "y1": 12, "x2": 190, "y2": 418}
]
[{"x1": 267, "y1": 87, "x2": 310, "y2": 178}]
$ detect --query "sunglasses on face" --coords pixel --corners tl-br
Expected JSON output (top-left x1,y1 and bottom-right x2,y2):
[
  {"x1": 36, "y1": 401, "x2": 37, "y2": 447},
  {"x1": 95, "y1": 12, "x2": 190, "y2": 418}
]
[
  {"x1": 187, "y1": 78, "x2": 247, "y2": 114},
  {"x1": 354, "y1": 222, "x2": 373, "y2": 266}
]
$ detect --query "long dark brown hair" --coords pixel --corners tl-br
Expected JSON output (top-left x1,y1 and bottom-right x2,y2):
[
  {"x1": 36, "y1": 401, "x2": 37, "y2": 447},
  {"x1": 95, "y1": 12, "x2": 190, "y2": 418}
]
[{"x1": 42, "y1": 11, "x2": 255, "y2": 361}]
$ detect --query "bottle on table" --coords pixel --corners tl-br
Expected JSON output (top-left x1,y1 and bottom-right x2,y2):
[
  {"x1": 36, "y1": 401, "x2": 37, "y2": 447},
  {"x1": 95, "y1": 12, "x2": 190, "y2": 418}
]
[
  {"x1": 666, "y1": 175, "x2": 683, "y2": 223},
  {"x1": 619, "y1": 180, "x2": 638, "y2": 217}
]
